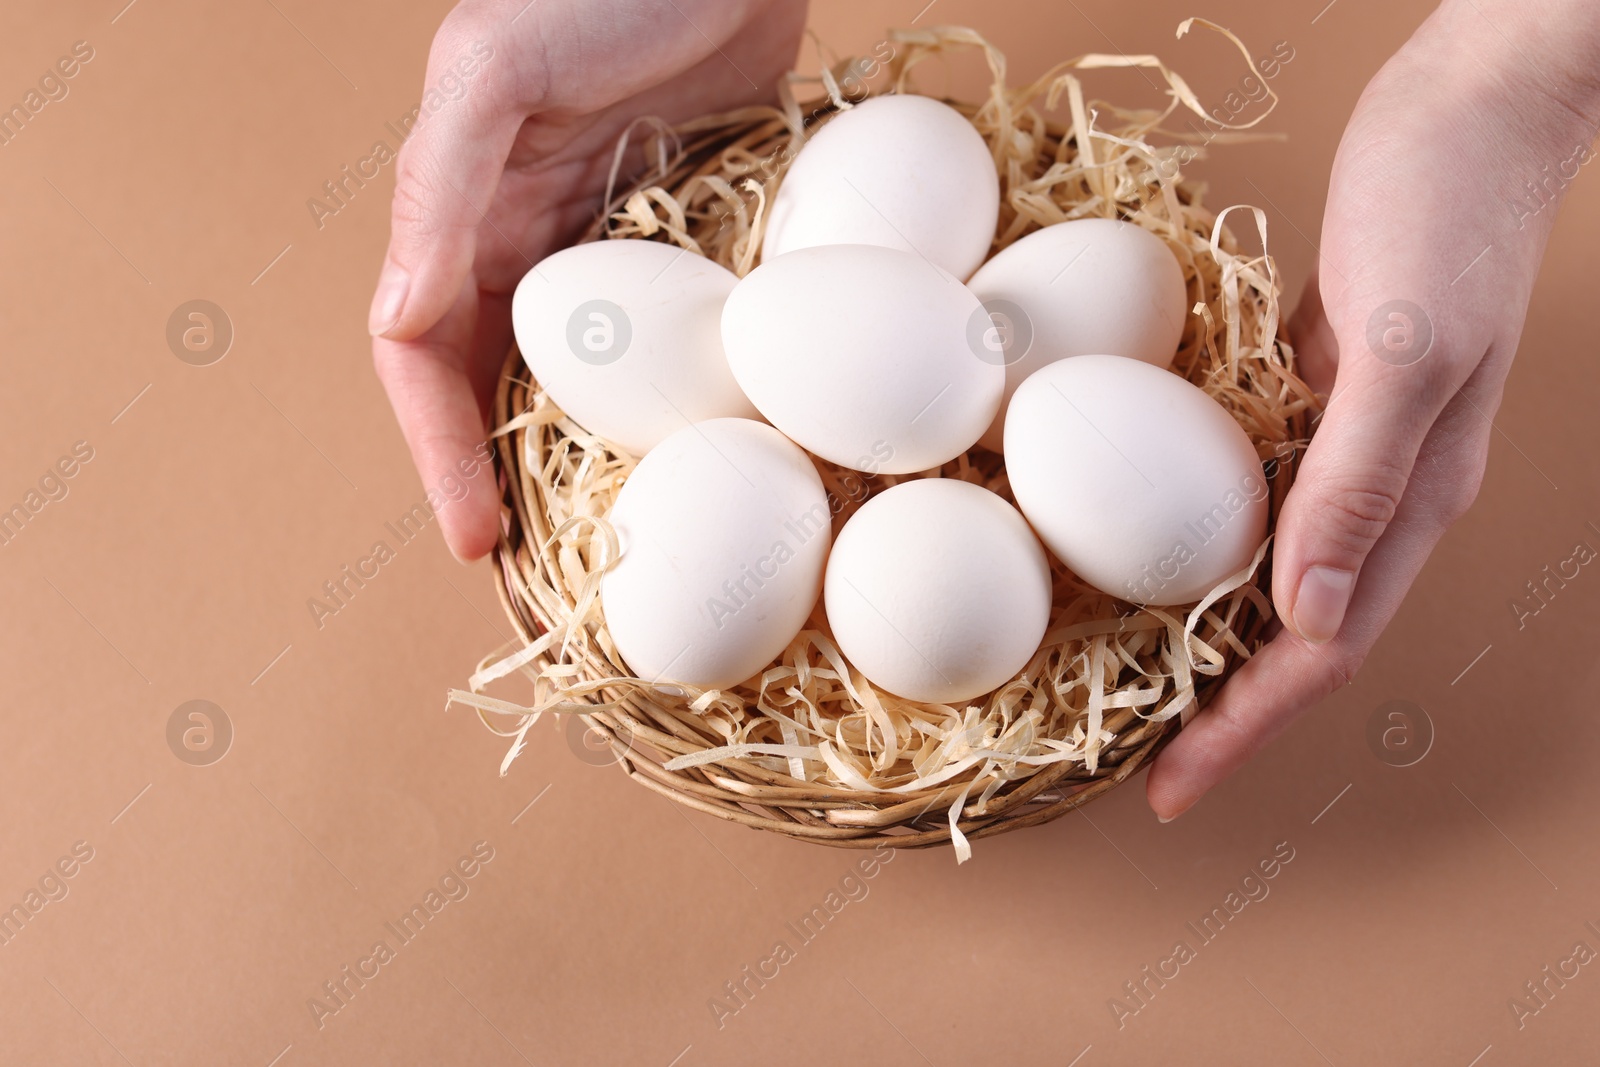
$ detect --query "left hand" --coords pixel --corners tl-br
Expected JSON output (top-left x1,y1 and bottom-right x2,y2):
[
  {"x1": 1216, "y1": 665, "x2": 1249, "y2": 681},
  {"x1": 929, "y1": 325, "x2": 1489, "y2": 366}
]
[
  {"x1": 1146, "y1": 0, "x2": 1600, "y2": 820},
  {"x1": 368, "y1": 0, "x2": 807, "y2": 563}
]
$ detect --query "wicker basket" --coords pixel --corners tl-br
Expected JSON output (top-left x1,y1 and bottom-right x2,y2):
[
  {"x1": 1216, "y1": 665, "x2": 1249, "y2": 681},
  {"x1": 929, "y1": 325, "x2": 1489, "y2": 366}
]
[{"x1": 469, "y1": 27, "x2": 1315, "y2": 858}]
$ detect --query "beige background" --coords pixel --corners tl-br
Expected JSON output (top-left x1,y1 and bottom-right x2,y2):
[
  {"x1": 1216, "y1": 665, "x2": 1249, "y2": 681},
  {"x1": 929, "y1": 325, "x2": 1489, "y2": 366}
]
[{"x1": 3, "y1": 0, "x2": 1599, "y2": 1063}]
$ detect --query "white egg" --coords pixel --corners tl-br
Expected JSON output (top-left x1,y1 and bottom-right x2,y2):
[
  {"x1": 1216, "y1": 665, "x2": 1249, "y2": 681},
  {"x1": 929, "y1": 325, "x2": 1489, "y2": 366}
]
[
  {"x1": 762, "y1": 94, "x2": 1000, "y2": 280},
  {"x1": 824, "y1": 479, "x2": 1051, "y2": 704},
  {"x1": 1004, "y1": 355, "x2": 1267, "y2": 606},
  {"x1": 513, "y1": 240, "x2": 758, "y2": 456},
  {"x1": 968, "y1": 218, "x2": 1189, "y2": 452},
  {"x1": 721, "y1": 244, "x2": 1002, "y2": 473},
  {"x1": 602, "y1": 418, "x2": 830, "y2": 690}
]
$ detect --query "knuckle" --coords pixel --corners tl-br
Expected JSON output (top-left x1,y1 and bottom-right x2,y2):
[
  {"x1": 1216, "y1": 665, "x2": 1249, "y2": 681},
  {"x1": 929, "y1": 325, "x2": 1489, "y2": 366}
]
[
  {"x1": 1414, "y1": 347, "x2": 1472, "y2": 409},
  {"x1": 1206, "y1": 698, "x2": 1260, "y2": 757},
  {"x1": 1316, "y1": 481, "x2": 1403, "y2": 555},
  {"x1": 1437, "y1": 466, "x2": 1484, "y2": 525},
  {"x1": 387, "y1": 166, "x2": 449, "y2": 240},
  {"x1": 433, "y1": 8, "x2": 522, "y2": 109},
  {"x1": 1407, "y1": 352, "x2": 1466, "y2": 408},
  {"x1": 433, "y1": 5, "x2": 493, "y2": 60},
  {"x1": 1411, "y1": 424, "x2": 1490, "y2": 528}
]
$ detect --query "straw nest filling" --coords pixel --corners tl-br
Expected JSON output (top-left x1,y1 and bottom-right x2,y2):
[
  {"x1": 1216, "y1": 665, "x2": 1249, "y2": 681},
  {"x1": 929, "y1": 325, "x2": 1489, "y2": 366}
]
[{"x1": 450, "y1": 23, "x2": 1318, "y2": 862}]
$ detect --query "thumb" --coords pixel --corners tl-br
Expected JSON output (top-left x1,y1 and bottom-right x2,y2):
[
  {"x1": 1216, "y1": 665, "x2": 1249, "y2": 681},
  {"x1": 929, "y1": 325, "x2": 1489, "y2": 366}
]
[
  {"x1": 369, "y1": 21, "x2": 525, "y2": 340},
  {"x1": 1271, "y1": 290, "x2": 1452, "y2": 644}
]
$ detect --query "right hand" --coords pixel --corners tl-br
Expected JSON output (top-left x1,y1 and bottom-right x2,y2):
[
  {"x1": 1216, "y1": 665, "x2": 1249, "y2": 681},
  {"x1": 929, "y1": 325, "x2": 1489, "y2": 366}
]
[
  {"x1": 369, "y1": 0, "x2": 808, "y2": 561},
  {"x1": 1147, "y1": 0, "x2": 1600, "y2": 819}
]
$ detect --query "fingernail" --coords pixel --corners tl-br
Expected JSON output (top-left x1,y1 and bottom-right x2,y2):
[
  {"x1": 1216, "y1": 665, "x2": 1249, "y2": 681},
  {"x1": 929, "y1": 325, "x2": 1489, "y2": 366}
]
[
  {"x1": 1157, "y1": 797, "x2": 1197, "y2": 824},
  {"x1": 369, "y1": 264, "x2": 410, "y2": 336},
  {"x1": 1293, "y1": 565, "x2": 1356, "y2": 644}
]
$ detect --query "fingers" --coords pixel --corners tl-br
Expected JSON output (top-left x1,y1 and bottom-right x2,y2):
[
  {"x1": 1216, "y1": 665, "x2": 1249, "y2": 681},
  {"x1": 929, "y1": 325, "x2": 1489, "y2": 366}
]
[
  {"x1": 1147, "y1": 385, "x2": 1492, "y2": 819},
  {"x1": 373, "y1": 279, "x2": 503, "y2": 563},
  {"x1": 368, "y1": 9, "x2": 527, "y2": 341},
  {"x1": 369, "y1": 0, "x2": 798, "y2": 341},
  {"x1": 1146, "y1": 6, "x2": 1573, "y2": 821},
  {"x1": 1269, "y1": 279, "x2": 1470, "y2": 646},
  {"x1": 1286, "y1": 266, "x2": 1338, "y2": 396},
  {"x1": 1145, "y1": 634, "x2": 1345, "y2": 823}
]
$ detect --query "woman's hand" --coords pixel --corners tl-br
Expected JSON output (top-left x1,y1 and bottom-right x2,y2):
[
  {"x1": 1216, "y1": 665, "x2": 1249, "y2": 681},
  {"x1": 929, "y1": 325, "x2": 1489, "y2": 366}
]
[
  {"x1": 370, "y1": 0, "x2": 807, "y2": 561},
  {"x1": 1147, "y1": 0, "x2": 1600, "y2": 819}
]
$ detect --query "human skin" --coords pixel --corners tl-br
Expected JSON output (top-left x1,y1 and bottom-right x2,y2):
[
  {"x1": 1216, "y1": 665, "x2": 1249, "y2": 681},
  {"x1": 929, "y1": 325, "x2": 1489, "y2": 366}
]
[
  {"x1": 368, "y1": 0, "x2": 809, "y2": 562},
  {"x1": 1146, "y1": 0, "x2": 1600, "y2": 818},
  {"x1": 369, "y1": 0, "x2": 1600, "y2": 821}
]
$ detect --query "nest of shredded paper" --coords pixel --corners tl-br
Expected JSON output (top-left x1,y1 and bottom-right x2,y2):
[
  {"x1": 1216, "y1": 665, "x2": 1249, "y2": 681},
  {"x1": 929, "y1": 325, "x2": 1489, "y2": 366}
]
[{"x1": 452, "y1": 23, "x2": 1318, "y2": 861}]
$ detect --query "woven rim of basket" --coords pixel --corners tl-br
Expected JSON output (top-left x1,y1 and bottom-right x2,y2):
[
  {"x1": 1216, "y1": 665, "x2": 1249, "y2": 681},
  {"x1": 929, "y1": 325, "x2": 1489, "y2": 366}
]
[{"x1": 454, "y1": 24, "x2": 1317, "y2": 859}]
